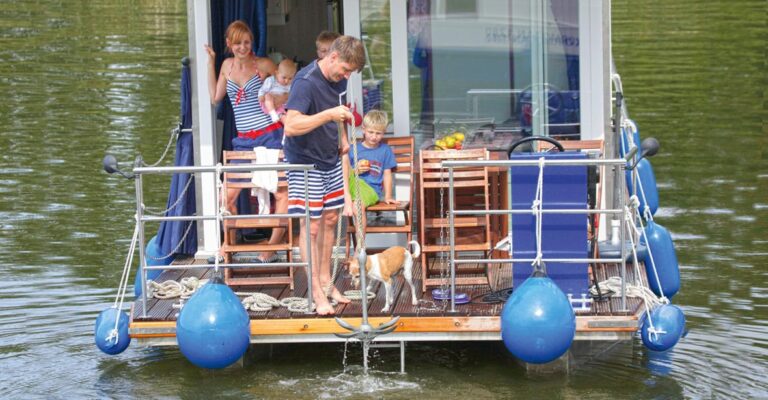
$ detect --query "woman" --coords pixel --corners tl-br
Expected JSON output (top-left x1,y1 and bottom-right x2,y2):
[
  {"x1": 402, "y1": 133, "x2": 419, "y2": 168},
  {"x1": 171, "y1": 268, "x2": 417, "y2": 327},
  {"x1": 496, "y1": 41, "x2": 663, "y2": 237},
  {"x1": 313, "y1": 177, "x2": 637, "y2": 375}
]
[{"x1": 205, "y1": 20, "x2": 285, "y2": 263}]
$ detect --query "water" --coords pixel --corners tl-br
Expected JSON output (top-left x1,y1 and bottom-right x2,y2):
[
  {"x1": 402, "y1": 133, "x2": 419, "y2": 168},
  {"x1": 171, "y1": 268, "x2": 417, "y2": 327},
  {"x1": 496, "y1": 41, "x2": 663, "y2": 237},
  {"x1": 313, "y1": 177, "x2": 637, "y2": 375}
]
[{"x1": 1, "y1": 0, "x2": 766, "y2": 398}]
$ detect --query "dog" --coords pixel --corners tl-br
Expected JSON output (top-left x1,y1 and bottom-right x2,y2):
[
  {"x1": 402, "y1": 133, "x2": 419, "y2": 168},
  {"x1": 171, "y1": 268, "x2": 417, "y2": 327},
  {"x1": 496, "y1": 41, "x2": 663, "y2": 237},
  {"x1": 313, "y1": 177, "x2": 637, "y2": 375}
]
[{"x1": 347, "y1": 241, "x2": 421, "y2": 312}]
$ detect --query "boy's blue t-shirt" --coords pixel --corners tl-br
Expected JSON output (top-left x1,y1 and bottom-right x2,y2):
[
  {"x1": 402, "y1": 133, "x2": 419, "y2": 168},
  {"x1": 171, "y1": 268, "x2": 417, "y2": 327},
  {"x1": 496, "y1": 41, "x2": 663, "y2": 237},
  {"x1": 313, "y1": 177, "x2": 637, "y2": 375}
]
[
  {"x1": 284, "y1": 60, "x2": 347, "y2": 171},
  {"x1": 349, "y1": 142, "x2": 396, "y2": 198}
]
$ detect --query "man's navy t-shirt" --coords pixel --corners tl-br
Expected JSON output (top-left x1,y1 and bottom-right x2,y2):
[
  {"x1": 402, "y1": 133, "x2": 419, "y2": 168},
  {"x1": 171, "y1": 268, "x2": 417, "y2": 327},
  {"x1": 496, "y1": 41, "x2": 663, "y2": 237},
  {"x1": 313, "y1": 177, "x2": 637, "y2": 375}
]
[{"x1": 284, "y1": 60, "x2": 347, "y2": 171}]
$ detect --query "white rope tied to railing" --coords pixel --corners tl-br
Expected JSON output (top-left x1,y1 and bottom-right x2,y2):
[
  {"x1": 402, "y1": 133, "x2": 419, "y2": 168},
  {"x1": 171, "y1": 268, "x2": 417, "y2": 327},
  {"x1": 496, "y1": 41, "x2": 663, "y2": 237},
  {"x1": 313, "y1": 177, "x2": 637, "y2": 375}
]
[
  {"x1": 530, "y1": 157, "x2": 546, "y2": 270},
  {"x1": 107, "y1": 220, "x2": 141, "y2": 346},
  {"x1": 589, "y1": 276, "x2": 663, "y2": 308},
  {"x1": 628, "y1": 202, "x2": 669, "y2": 305}
]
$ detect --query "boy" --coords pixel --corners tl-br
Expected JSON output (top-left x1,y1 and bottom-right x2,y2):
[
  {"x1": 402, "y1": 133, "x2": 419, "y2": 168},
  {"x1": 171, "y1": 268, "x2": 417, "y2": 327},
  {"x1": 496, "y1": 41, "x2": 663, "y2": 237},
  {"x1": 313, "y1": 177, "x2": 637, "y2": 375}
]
[
  {"x1": 347, "y1": 110, "x2": 397, "y2": 234},
  {"x1": 315, "y1": 30, "x2": 341, "y2": 60},
  {"x1": 259, "y1": 59, "x2": 297, "y2": 122},
  {"x1": 283, "y1": 36, "x2": 366, "y2": 316}
]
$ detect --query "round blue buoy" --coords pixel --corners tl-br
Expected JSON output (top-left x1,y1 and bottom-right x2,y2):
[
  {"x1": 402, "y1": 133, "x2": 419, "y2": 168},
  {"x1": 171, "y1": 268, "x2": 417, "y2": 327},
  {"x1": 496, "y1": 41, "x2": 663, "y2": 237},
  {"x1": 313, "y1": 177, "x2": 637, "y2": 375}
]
[
  {"x1": 94, "y1": 308, "x2": 131, "y2": 355},
  {"x1": 134, "y1": 235, "x2": 175, "y2": 297},
  {"x1": 176, "y1": 277, "x2": 250, "y2": 369},
  {"x1": 641, "y1": 221, "x2": 680, "y2": 299},
  {"x1": 641, "y1": 304, "x2": 686, "y2": 351},
  {"x1": 501, "y1": 277, "x2": 575, "y2": 364}
]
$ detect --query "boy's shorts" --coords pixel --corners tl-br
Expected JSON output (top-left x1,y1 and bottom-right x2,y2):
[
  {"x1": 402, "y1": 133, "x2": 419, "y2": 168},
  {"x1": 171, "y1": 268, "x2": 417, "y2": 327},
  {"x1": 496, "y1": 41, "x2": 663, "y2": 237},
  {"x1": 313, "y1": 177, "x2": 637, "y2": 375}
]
[
  {"x1": 348, "y1": 177, "x2": 379, "y2": 207},
  {"x1": 287, "y1": 159, "x2": 344, "y2": 218}
]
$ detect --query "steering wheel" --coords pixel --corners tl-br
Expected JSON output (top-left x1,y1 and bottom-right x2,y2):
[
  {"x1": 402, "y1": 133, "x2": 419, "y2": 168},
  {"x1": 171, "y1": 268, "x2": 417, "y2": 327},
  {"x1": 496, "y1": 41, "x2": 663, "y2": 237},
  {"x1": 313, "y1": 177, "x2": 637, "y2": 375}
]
[
  {"x1": 508, "y1": 136, "x2": 565, "y2": 156},
  {"x1": 517, "y1": 83, "x2": 564, "y2": 125}
]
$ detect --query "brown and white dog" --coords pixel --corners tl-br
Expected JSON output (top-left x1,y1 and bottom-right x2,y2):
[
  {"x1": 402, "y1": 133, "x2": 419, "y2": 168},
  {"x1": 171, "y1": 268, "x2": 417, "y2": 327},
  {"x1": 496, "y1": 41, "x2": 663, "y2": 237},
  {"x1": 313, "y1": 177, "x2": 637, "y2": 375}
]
[{"x1": 348, "y1": 241, "x2": 421, "y2": 312}]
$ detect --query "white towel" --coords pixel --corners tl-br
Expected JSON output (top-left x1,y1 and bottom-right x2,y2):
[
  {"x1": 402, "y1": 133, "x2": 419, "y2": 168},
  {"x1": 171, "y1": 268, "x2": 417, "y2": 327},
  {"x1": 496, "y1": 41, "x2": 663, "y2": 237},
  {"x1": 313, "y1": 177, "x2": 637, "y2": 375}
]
[{"x1": 250, "y1": 147, "x2": 280, "y2": 215}]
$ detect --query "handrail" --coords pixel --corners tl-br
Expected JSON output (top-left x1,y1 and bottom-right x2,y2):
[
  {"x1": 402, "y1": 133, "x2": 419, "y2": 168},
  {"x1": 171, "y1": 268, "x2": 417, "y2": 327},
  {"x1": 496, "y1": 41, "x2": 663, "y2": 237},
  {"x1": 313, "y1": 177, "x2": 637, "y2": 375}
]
[
  {"x1": 133, "y1": 163, "x2": 314, "y2": 175},
  {"x1": 134, "y1": 161, "x2": 317, "y2": 317},
  {"x1": 441, "y1": 156, "x2": 631, "y2": 311}
]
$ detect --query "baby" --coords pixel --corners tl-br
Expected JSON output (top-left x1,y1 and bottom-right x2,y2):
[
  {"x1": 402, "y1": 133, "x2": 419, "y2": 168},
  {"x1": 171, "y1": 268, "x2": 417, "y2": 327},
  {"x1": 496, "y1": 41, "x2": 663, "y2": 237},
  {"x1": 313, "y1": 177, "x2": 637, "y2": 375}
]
[{"x1": 258, "y1": 59, "x2": 297, "y2": 122}]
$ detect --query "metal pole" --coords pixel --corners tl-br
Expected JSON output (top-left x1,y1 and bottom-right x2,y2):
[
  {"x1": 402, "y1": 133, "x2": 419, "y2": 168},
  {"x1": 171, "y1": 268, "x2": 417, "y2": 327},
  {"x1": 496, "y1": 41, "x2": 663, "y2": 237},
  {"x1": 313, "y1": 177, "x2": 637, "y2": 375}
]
[
  {"x1": 358, "y1": 250, "x2": 369, "y2": 324},
  {"x1": 135, "y1": 163, "x2": 148, "y2": 318},
  {"x1": 619, "y1": 166, "x2": 628, "y2": 311},
  {"x1": 303, "y1": 170, "x2": 313, "y2": 314},
  {"x1": 400, "y1": 341, "x2": 405, "y2": 374},
  {"x1": 448, "y1": 167, "x2": 456, "y2": 312}
]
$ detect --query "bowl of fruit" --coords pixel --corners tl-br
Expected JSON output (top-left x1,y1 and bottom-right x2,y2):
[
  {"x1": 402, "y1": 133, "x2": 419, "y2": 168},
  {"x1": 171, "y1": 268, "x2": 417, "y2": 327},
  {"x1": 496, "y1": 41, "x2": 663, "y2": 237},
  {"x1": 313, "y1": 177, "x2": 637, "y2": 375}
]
[{"x1": 434, "y1": 130, "x2": 466, "y2": 150}]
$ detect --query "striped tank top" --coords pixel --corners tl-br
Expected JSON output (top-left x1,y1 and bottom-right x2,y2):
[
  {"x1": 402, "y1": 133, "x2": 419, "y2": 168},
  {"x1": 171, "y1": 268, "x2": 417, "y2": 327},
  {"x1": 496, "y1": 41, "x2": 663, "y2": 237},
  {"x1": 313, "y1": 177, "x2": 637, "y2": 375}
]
[{"x1": 225, "y1": 74, "x2": 272, "y2": 133}]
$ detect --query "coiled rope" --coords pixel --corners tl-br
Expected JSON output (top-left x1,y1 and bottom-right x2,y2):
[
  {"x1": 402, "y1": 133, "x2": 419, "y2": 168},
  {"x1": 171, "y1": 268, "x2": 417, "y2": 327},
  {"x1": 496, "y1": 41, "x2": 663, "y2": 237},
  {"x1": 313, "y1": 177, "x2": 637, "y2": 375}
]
[{"x1": 147, "y1": 277, "x2": 207, "y2": 300}]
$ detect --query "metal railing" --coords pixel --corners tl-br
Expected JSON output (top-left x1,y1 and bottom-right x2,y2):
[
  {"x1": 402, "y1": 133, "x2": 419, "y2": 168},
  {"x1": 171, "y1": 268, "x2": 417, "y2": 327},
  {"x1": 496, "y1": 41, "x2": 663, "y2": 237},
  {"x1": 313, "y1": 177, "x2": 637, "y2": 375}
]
[
  {"x1": 440, "y1": 156, "x2": 632, "y2": 312},
  {"x1": 132, "y1": 162, "x2": 316, "y2": 317}
]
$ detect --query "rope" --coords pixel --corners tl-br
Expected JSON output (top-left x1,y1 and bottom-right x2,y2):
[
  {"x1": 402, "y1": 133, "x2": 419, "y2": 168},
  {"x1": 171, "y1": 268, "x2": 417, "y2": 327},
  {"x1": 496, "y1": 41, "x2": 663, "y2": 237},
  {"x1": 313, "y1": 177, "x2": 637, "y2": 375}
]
[
  {"x1": 531, "y1": 157, "x2": 546, "y2": 271},
  {"x1": 621, "y1": 203, "x2": 668, "y2": 340},
  {"x1": 106, "y1": 220, "x2": 141, "y2": 346},
  {"x1": 629, "y1": 203, "x2": 669, "y2": 304},
  {"x1": 342, "y1": 289, "x2": 376, "y2": 301},
  {"x1": 144, "y1": 174, "x2": 195, "y2": 216},
  {"x1": 238, "y1": 292, "x2": 324, "y2": 313},
  {"x1": 589, "y1": 276, "x2": 663, "y2": 308},
  {"x1": 140, "y1": 126, "x2": 178, "y2": 167},
  {"x1": 144, "y1": 220, "x2": 195, "y2": 261},
  {"x1": 326, "y1": 86, "x2": 365, "y2": 300},
  {"x1": 147, "y1": 277, "x2": 207, "y2": 299}
]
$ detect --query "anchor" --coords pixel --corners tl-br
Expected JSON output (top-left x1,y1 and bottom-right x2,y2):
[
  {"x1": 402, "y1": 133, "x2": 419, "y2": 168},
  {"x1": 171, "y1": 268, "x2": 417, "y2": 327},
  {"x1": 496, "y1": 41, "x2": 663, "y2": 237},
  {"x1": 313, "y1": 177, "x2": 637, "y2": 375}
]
[{"x1": 334, "y1": 248, "x2": 402, "y2": 372}]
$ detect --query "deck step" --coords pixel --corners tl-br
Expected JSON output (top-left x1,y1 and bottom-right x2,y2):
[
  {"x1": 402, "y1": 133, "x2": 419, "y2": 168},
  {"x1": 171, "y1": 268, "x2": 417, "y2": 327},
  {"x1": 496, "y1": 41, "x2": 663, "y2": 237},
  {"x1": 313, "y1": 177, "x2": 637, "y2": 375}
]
[
  {"x1": 225, "y1": 218, "x2": 290, "y2": 229},
  {"x1": 221, "y1": 243, "x2": 292, "y2": 253}
]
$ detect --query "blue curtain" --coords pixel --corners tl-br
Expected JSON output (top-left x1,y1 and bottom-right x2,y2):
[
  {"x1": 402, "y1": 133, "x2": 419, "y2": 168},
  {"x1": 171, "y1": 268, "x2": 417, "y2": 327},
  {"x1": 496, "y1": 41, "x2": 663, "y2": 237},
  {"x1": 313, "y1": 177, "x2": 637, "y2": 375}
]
[
  {"x1": 210, "y1": 0, "x2": 268, "y2": 217},
  {"x1": 156, "y1": 59, "x2": 198, "y2": 256}
]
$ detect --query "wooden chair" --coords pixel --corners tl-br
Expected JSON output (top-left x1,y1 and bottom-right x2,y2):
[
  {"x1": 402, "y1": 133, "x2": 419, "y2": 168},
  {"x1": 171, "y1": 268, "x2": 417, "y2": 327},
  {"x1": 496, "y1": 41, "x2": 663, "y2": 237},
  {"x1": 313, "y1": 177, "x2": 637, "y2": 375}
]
[
  {"x1": 221, "y1": 150, "x2": 294, "y2": 289},
  {"x1": 346, "y1": 136, "x2": 415, "y2": 256},
  {"x1": 418, "y1": 148, "x2": 492, "y2": 292}
]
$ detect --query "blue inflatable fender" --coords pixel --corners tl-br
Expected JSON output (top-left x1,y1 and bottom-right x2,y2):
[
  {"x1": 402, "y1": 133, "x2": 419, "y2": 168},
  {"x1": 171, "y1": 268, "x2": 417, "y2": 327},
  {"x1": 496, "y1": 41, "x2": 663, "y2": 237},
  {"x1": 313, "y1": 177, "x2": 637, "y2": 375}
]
[
  {"x1": 619, "y1": 125, "x2": 641, "y2": 158},
  {"x1": 134, "y1": 235, "x2": 175, "y2": 297},
  {"x1": 501, "y1": 276, "x2": 576, "y2": 364},
  {"x1": 94, "y1": 308, "x2": 131, "y2": 355},
  {"x1": 642, "y1": 304, "x2": 686, "y2": 351},
  {"x1": 641, "y1": 221, "x2": 680, "y2": 299},
  {"x1": 626, "y1": 158, "x2": 659, "y2": 217},
  {"x1": 176, "y1": 277, "x2": 251, "y2": 369}
]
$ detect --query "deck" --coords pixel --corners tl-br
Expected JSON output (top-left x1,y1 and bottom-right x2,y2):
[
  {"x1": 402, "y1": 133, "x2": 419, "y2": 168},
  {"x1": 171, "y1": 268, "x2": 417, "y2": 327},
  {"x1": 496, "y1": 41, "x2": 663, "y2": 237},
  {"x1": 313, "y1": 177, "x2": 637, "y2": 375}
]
[{"x1": 129, "y1": 255, "x2": 647, "y2": 346}]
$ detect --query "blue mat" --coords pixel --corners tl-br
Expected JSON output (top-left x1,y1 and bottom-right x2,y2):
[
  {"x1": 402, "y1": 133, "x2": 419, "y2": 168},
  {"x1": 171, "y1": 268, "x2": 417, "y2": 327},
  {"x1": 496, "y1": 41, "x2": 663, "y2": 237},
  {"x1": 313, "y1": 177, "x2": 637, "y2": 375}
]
[{"x1": 510, "y1": 152, "x2": 589, "y2": 298}]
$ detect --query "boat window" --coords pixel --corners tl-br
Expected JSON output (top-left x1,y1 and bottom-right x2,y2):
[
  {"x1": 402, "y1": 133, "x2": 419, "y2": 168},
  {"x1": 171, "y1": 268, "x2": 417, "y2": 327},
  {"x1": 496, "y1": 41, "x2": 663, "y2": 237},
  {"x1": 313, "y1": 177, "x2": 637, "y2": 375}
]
[
  {"x1": 407, "y1": 0, "x2": 581, "y2": 140},
  {"x1": 360, "y1": 1, "x2": 393, "y2": 120}
]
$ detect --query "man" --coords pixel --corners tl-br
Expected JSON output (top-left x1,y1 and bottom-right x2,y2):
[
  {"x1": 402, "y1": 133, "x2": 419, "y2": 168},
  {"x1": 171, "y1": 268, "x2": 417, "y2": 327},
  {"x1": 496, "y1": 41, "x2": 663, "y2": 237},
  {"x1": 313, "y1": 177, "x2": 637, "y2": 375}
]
[{"x1": 283, "y1": 36, "x2": 366, "y2": 315}]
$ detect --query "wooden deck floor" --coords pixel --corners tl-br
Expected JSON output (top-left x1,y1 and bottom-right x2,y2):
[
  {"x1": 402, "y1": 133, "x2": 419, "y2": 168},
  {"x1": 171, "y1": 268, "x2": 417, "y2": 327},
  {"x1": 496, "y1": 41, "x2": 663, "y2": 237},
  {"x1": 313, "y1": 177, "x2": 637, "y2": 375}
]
[{"x1": 132, "y1": 256, "x2": 644, "y2": 322}]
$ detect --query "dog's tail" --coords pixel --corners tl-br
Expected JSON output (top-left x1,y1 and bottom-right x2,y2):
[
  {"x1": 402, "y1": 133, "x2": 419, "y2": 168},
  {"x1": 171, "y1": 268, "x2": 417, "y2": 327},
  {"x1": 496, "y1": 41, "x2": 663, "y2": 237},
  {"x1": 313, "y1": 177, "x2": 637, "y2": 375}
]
[{"x1": 407, "y1": 240, "x2": 421, "y2": 259}]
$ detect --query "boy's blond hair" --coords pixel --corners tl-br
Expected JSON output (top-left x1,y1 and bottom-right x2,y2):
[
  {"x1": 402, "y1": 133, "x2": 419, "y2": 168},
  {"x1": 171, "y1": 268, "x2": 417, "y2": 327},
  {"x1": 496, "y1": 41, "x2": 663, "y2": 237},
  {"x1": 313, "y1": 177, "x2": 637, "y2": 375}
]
[{"x1": 363, "y1": 110, "x2": 388, "y2": 131}]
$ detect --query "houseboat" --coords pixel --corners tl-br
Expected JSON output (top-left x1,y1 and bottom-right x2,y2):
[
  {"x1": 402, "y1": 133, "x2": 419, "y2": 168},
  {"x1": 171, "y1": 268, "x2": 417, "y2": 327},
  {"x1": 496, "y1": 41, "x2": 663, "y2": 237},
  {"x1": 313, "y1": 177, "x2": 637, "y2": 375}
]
[{"x1": 96, "y1": 0, "x2": 685, "y2": 371}]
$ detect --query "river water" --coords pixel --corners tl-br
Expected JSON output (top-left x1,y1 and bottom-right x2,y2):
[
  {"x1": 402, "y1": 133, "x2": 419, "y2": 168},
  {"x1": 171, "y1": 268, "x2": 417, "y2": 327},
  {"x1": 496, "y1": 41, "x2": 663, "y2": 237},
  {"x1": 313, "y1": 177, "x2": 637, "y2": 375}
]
[{"x1": 1, "y1": 1, "x2": 765, "y2": 399}]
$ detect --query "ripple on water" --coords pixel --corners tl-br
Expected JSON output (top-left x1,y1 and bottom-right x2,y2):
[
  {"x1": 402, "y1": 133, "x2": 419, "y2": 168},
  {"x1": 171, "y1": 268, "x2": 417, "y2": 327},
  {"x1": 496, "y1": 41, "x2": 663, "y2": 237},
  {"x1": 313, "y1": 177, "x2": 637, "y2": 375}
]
[
  {"x1": 279, "y1": 370, "x2": 421, "y2": 399},
  {"x1": 671, "y1": 232, "x2": 707, "y2": 241},
  {"x1": 0, "y1": 167, "x2": 34, "y2": 174},
  {"x1": 699, "y1": 207, "x2": 735, "y2": 215},
  {"x1": 655, "y1": 206, "x2": 686, "y2": 217}
]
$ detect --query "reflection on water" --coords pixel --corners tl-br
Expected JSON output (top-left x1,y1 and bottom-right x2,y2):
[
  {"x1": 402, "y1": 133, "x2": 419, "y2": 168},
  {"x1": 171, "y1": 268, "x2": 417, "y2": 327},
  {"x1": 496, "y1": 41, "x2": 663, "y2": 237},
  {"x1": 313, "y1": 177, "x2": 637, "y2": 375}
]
[{"x1": 0, "y1": 0, "x2": 766, "y2": 398}]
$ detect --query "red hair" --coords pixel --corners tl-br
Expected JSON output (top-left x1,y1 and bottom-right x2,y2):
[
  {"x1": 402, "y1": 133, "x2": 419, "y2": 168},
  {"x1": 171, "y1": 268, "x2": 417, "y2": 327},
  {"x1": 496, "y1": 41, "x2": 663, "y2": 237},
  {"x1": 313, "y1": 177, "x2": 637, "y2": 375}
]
[{"x1": 224, "y1": 20, "x2": 254, "y2": 54}]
